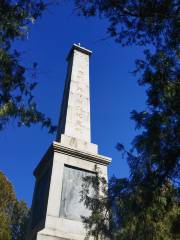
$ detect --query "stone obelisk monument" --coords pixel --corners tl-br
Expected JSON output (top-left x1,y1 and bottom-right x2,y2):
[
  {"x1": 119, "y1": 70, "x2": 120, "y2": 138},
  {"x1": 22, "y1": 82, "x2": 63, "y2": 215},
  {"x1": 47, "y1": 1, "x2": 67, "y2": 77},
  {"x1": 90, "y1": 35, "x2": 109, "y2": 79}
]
[{"x1": 27, "y1": 44, "x2": 111, "y2": 240}]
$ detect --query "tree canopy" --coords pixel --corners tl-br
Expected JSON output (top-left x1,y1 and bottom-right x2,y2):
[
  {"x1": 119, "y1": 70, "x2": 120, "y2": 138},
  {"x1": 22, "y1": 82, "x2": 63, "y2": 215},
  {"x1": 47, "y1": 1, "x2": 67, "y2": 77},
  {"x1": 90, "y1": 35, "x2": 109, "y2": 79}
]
[
  {"x1": 76, "y1": 0, "x2": 180, "y2": 239},
  {"x1": 75, "y1": 0, "x2": 179, "y2": 48},
  {"x1": 0, "y1": 171, "x2": 29, "y2": 240},
  {"x1": 0, "y1": 0, "x2": 56, "y2": 132}
]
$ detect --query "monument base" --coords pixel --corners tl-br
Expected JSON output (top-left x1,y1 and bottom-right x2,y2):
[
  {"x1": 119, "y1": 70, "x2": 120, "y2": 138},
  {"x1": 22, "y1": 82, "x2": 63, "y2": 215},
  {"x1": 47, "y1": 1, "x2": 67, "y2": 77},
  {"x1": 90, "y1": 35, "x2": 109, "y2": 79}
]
[
  {"x1": 27, "y1": 142, "x2": 111, "y2": 240},
  {"x1": 36, "y1": 215, "x2": 87, "y2": 240}
]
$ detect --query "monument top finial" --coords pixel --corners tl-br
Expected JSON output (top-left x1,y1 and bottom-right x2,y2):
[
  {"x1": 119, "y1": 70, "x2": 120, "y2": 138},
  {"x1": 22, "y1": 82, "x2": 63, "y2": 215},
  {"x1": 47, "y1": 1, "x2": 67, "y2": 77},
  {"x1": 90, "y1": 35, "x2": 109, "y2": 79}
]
[{"x1": 67, "y1": 43, "x2": 92, "y2": 60}]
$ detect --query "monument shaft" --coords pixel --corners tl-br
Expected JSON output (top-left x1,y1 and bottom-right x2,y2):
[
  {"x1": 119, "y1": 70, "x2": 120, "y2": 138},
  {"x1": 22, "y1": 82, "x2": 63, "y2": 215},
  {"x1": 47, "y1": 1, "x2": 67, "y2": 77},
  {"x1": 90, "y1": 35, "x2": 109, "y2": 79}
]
[{"x1": 57, "y1": 45, "x2": 91, "y2": 142}]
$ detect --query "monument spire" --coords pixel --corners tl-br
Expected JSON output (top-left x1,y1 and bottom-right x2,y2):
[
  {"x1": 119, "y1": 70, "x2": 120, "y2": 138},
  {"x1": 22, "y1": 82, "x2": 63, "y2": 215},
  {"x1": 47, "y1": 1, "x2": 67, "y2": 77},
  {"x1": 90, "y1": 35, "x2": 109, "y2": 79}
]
[{"x1": 56, "y1": 44, "x2": 92, "y2": 143}]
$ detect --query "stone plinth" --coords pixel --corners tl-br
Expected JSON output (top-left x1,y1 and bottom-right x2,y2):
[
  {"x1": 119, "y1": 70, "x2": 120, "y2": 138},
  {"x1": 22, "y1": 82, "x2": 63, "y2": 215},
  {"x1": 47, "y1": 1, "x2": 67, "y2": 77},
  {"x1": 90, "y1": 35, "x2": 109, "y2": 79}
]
[{"x1": 27, "y1": 142, "x2": 111, "y2": 240}]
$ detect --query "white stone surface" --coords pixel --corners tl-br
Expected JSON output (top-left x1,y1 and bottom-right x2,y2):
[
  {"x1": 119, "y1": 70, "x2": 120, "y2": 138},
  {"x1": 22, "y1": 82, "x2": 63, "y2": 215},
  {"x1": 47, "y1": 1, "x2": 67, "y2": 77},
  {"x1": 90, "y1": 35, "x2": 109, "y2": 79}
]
[
  {"x1": 56, "y1": 44, "x2": 92, "y2": 144},
  {"x1": 60, "y1": 134, "x2": 98, "y2": 154},
  {"x1": 27, "y1": 45, "x2": 111, "y2": 240},
  {"x1": 46, "y1": 143, "x2": 109, "y2": 240}
]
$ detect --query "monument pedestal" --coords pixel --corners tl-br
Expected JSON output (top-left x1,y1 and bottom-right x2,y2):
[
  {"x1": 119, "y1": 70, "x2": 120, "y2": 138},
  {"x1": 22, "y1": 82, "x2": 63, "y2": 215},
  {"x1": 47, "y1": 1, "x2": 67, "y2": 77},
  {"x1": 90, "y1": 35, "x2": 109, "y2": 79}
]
[{"x1": 27, "y1": 141, "x2": 110, "y2": 240}]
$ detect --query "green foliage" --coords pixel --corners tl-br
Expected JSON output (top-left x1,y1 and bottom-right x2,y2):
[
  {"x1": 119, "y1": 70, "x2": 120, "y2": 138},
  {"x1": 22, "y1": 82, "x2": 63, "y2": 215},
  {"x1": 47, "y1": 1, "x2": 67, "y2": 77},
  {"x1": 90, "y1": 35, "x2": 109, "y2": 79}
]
[
  {"x1": 81, "y1": 171, "x2": 180, "y2": 240},
  {"x1": 0, "y1": 0, "x2": 56, "y2": 132},
  {"x1": 81, "y1": 167, "x2": 109, "y2": 240},
  {"x1": 130, "y1": 47, "x2": 180, "y2": 184},
  {"x1": 0, "y1": 171, "x2": 15, "y2": 240},
  {"x1": 75, "y1": 0, "x2": 179, "y2": 48},
  {"x1": 0, "y1": 214, "x2": 11, "y2": 240},
  {"x1": 0, "y1": 171, "x2": 29, "y2": 240},
  {"x1": 10, "y1": 201, "x2": 30, "y2": 240},
  {"x1": 76, "y1": 0, "x2": 180, "y2": 239}
]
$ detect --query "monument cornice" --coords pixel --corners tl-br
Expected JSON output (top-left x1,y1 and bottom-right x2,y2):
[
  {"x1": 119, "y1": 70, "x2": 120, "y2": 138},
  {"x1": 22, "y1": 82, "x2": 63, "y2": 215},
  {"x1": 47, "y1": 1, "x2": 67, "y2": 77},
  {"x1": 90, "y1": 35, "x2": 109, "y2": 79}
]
[
  {"x1": 53, "y1": 141, "x2": 111, "y2": 166},
  {"x1": 34, "y1": 141, "x2": 111, "y2": 177},
  {"x1": 66, "y1": 43, "x2": 92, "y2": 60}
]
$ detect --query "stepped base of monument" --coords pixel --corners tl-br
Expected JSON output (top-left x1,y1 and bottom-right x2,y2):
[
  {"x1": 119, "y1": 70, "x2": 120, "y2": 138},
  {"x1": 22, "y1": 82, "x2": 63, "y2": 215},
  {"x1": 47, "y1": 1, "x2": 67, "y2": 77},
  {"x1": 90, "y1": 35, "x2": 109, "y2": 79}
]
[{"x1": 36, "y1": 228, "x2": 89, "y2": 240}]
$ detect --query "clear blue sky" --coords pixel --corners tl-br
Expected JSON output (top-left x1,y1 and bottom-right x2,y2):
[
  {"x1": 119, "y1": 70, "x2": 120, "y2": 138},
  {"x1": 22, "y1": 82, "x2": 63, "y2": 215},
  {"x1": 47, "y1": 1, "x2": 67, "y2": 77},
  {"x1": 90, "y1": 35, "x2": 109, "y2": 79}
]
[{"x1": 0, "y1": 2, "x2": 146, "y2": 206}]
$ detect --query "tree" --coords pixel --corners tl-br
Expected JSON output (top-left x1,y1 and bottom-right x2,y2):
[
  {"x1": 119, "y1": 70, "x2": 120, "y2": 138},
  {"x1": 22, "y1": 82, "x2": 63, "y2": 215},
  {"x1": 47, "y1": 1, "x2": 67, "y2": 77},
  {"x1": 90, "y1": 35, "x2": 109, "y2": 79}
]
[
  {"x1": 75, "y1": 0, "x2": 180, "y2": 239},
  {"x1": 11, "y1": 201, "x2": 30, "y2": 240},
  {"x1": 75, "y1": 0, "x2": 179, "y2": 47},
  {"x1": 0, "y1": 0, "x2": 56, "y2": 132},
  {"x1": 81, "y1": 169, "x2": 179, "y2": 240},
  {"x1": 0, "y1": 171, "x2": 29, "y2": 240},
  {"x1": 0, "y1": 171, "x2": 15, "y2": 240}
]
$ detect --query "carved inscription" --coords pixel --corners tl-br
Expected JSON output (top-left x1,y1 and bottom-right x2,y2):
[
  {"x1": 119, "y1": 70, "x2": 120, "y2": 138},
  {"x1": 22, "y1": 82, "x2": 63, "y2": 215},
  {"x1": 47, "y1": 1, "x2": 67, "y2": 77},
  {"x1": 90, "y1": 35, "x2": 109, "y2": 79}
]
[{"x1": 60, "y1": 165, "x2": 94, "y2": 221}]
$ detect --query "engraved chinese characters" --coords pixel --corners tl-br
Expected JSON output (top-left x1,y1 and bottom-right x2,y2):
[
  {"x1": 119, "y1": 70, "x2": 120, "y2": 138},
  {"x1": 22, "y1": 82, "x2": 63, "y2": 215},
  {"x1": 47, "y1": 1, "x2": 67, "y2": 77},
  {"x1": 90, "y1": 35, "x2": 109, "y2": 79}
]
[{"x1": 57, "y1": 49, "x2": 91, "y2": 143}]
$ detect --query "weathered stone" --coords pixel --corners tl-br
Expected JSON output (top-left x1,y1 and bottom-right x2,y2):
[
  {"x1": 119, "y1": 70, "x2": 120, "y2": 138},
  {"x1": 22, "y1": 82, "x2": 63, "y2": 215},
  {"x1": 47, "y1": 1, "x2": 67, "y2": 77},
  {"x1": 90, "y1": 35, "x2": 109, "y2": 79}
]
[
  {"x1": 56, "y1": 44, "x2": 92, "y2": 144},
  {"x1": 26, "y1": 44, "x2": 111, "y2": 240},
  {"x1": 60, "y1": 165, "x2": 94, "y2": 221}
]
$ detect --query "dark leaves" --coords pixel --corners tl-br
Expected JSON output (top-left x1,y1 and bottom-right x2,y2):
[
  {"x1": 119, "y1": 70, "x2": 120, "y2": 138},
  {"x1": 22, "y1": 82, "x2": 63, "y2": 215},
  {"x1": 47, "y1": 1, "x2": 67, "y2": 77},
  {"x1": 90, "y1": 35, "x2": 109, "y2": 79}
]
[
  {"x1": 0, "y1": 171, "x2": 29, "y2": 240},
  {"x1": 76, "y1": 0, "x2": 180, "y2": 239},
  {"x1": 0, "y1": 1, "x2": 56, "y2": 133},
  {"x1": 75, "y1": 0, "x2": 179, "y2": 47}
]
